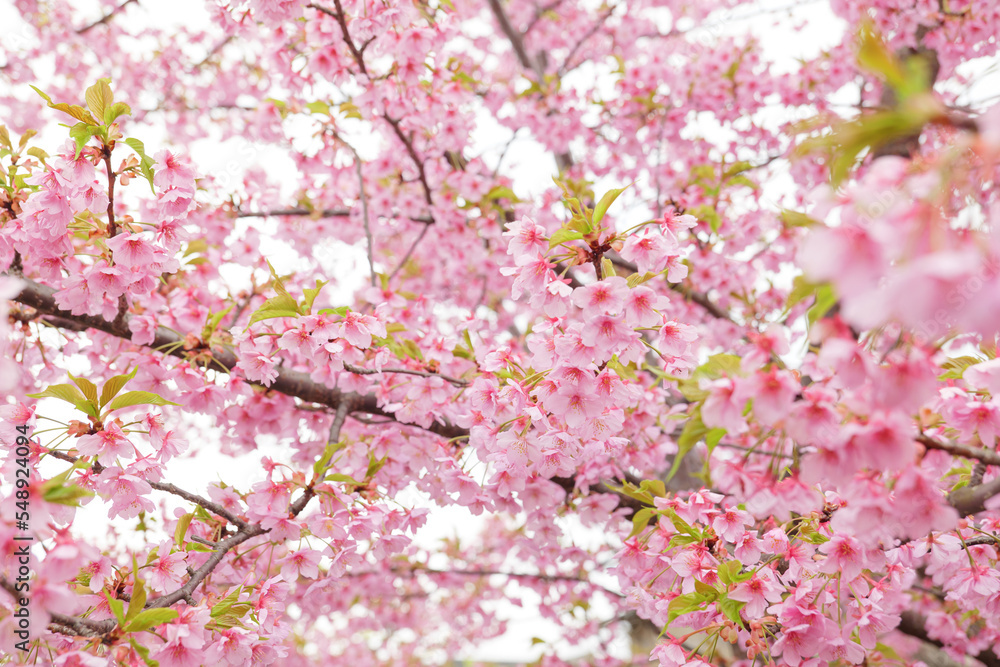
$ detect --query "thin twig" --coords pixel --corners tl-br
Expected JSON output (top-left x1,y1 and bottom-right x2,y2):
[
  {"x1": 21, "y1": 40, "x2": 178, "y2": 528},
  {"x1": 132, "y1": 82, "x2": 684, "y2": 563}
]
[
  {"x1": 307, "y1": 1, "x2": 368, "y2": 76},
  {"x1": 44, "y1": 448, "x2": 246, "y2": 527},
  {"x1": 557, "y1": 6, "x2": 615, "y2": 76},
  {"x1": 77, "y1": 0, "x2": 137, "y2": 34},
  {"x1": 290, "y1": 399, "x2": 351, "y2": 516},
  {"x1": 383, "y1": 115, "x2": 434, "y2": 209},
  {"x1": 917, "y1": 434, "x2": 1000, "y2": 467},
  {"x1": 387, "y1": 222, "x2": 430, "y2": 284},
  {"x1": 343, "y1": 362, "x2": 469, "y2": 387},
  {"x1": 234, "y1": 207, "x2": 432, "y2": 225},
  {"x1": 340, "y1": 140, "x2": 376, "y2": 287}
]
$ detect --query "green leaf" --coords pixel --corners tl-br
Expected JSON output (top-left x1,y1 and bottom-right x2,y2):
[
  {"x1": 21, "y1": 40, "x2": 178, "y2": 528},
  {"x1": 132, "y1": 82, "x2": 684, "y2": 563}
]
[
  {"x1": 128, "y1": 638, "x2": 159, "y2": 667},
  {"x1": 667, "y1": 592, "x2": 709, "y2": 626},
  {"x1": 210, "y1": 586, "x2": 245, "y2": 619},
  {"x1": 248, "y1": 293, "x2": 302, "y2": 325},
  {"x1": 667, "y1": 408, "x2": 706, "y2": 482},
  {"x1": 717, "y1": 560, "x2": 742, "y2": 585},
  {"x1": 105, "y1": 592, "x2": 126, "y2": 626},
  {"x1": 780, "y1": 210, "x2": 820, "y2": 229},
  {"x1": 548, "y1": 227, "x2": 584, "y2": 248},
  {"x1": 127, "y1": 577, "x2": 147, "y2": 623},
  {"x1": 105, "y1": 391, "x2": 180, "y2": 413},
  {"x1": 27, "y1": 383, "x2": 97, "y2": 416},
  {"x1": 301, "y1": 279, "x2": 327, "y2": 315},
  {"x1": 807, "y1": 284, "x2": 837, "y2": 326},
  {"x1": 786, "y1": 275, "x2": 821, "y2": 312},
  {"x1": 874, "y1": 642, "x2": 904, "y2": 663},
  {"x1": 626, "y1": 271, "x2": 656, "y2": 288},
  {"x1": 606, "y1": 481, "x2": 655, "y2": 506},
  {"x1": 485, "y1": 185, "x2": 519, "y2": 202},
  {"x1": 202, "y1": 307, "x2": 233, "y2": 340},
  {"x1": 592, "y1": 183, "x2": 632, "y2": 227},
  {"x1": 938, "y1": 356, "x2": 982, "y2": 381},
  {"x1": 100, "y1": 367, "x2": 137, "y2": 408},
  {"x1": 306, "y1": 100, "x2": 330, "y2": 115},
  {"x1": 325, "y1": 473, "x2": 364, "y2": 485},
  {"x1": 174, "y1": 513, "x2": 193, "y2": 547},
  {"x1": 718, "y1": 597, "x2": 746, "y2": 627},
  {"x1": 41, "y1": 481, "x2": 93, "y2": 506},
  {"x1": 18, "y1": 129, "x2": 37, "y2": 150},
  {"x1": 125, "y1": 608, "x2": 179, "y2": 633},
  {"x1": 266, "y1": 259, "x2": 291, "y2": 298},
  {"x1": 26, "y1": 146, "x2": 49, "y2": 162},
  {"x1": 85, "y1": 79, "x2": 114, "y2": 124},
  {"x1": 856, "y1": 22, "x2": 906, "y2": 93},
  {"x1": 104, "y1": 102, "x2": 132, "y2": 125},
  {"x1": 638, "y1": 479, "x2": 666, "y2": 499},
  {"x1": 30, "y1": 85, "x2": 98, "y2": 125},
  {"x1": 663, "y1": 508, "x2": 701, "y2": 539},
  {"x1": 366, "y1": 453, "x2": 389, "y2": 480},
  {"x1": 122, "y1": 137, "x2": 156, "y2": 191},
  {"x1": 0, "y1": 125, "x2": 10, "y2": 150},
  {"x1": 68, "y1": 374, "x2": 99, "y2": 406},
  {"x1": 628, "y1": 507, "x2": 656, "y2": 538},
  {"x1": 676, "y1": 353, "x2": 743, "y2": 401},
  {"x1": 693, "y1": 578, "x2": 719, "y2": 599}
]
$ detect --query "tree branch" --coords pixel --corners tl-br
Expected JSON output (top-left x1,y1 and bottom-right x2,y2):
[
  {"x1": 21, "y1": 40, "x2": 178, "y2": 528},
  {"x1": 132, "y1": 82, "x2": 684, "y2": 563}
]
[
  {"x1": 9, "y1": 275, "x2": 466, "y2": 440},
  {"x1": 343, "y1": 362, "x2": 469, "y2": 387},
  {"x1": 44, "y1": 448, "x2": 246, "y2": 527},
  {"x1": 234, "y1": 207, "x2": 433, "y2": 225},
  {"x1": 77, "y1": 0, "x2": 138, "y2": 34},
  {"x1": 917, "y1": 434, "x2": 1000, "y2": 468},
  {"x1": 307, "y1": 1, "x2": 368, "y2": 76},
  {"x1": 898, "y1": 611, "x2": 1000, "y2": 667}
]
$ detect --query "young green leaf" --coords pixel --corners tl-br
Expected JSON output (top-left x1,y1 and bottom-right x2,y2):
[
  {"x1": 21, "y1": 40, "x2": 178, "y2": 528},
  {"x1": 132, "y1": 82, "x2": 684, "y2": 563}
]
[
  {"x1": 174, "y1": 513, "x2": 193, "y2": 547},
  {"x1": 68, "y1": 374, "x2": 99, "y2": 406},
  {"x1": 592, "y1": 183, "x2": 632, "y2": 227},
  {"x1": 125, "y1": 608, "x2": 180, "y2": 633},
  {"x1": 85, "y1": 79, "x2": 114, "y2": 124},
  {"x1": 105, "y1": 592, "x2": 126, "y2": 626},
  {"x1": 105, "y1": 391, "x2": 180, "y2": 413},
  {"x1": 99, "y1": 366, "x2": 138, "y2": 408},
  {"x1": 27, "y1": 383, "x2": 97, "y2": 416},
  {"x1": 122, "y1": 137, "x2": 156, "y2": 191},
  {"x1": 248, "y1": 294, "x2": 302, "y2": 325}
]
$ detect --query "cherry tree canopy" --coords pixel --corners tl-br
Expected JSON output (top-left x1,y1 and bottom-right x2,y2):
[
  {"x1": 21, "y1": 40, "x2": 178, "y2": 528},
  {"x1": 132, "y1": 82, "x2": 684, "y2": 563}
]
[{"x1": 2, "y1": 0, "x2": 1000, "y2": 665}]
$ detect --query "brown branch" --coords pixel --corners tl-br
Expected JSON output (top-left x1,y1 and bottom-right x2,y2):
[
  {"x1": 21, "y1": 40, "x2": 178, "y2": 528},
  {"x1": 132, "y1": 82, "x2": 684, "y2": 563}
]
[
  {"x1": 290, "y1": 399, "x2": 351, "y2": 516},
  {"x1": 557, "y1": 7, "x2": 615, "y2": 76},
  {"x1": 234, "y1": 206, "x2": 433, "y2": 225},
  {"x1": 343, "y1": 361, "x2": 469, "y2": 387},
  {"x1": 77, "y1": 0, "x2": 138, "y2": 34},
  {"x1": 9, "y1": 275, "x2": 466, "y2": 440},
  {"x1": 917, "y1": 434, "x2": 1000, "y2": 515},
  {"x1": 383, "y1": 115, "x2": 434, "y2": 209},
  {"x1": 948, "y1": 476, "x2": 1000, "y2": 516},
  {"x1": 606, "y1": 253, "x2": 734, "y2": 323},
  {"x1": 485, "y1": 0, "x2": 544, "y2": 77},
  {"x1": 147, "y1": 524, "x2": 268, "y2": 610},
  {"x1": 307, "y1": 1, "x2": 368, "y2": 76},
  {"x1": 898, "y1": 611, "x2": 1000, "y2": 667},
  {"x1": 45, "y1": 448, "x2": 246, "y2": 527},
  {"x1": 386, "y1": 221, "x2": 430, "y2": 284},
  {"x1": 917, "y1": 435, "x2": 1000, "y2": 468}
]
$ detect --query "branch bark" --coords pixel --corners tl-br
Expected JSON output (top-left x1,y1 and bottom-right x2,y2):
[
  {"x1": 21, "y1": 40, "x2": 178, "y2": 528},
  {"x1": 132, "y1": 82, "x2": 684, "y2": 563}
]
[{"x1": 9, "y1": 275, "x2": 466, "y2": 440}]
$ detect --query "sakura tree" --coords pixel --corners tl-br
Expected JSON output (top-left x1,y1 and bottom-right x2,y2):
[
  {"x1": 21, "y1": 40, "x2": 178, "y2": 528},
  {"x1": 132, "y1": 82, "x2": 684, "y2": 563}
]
[{"x1": 2, "y1": 0, "x2": 1000, "y2": 665}]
